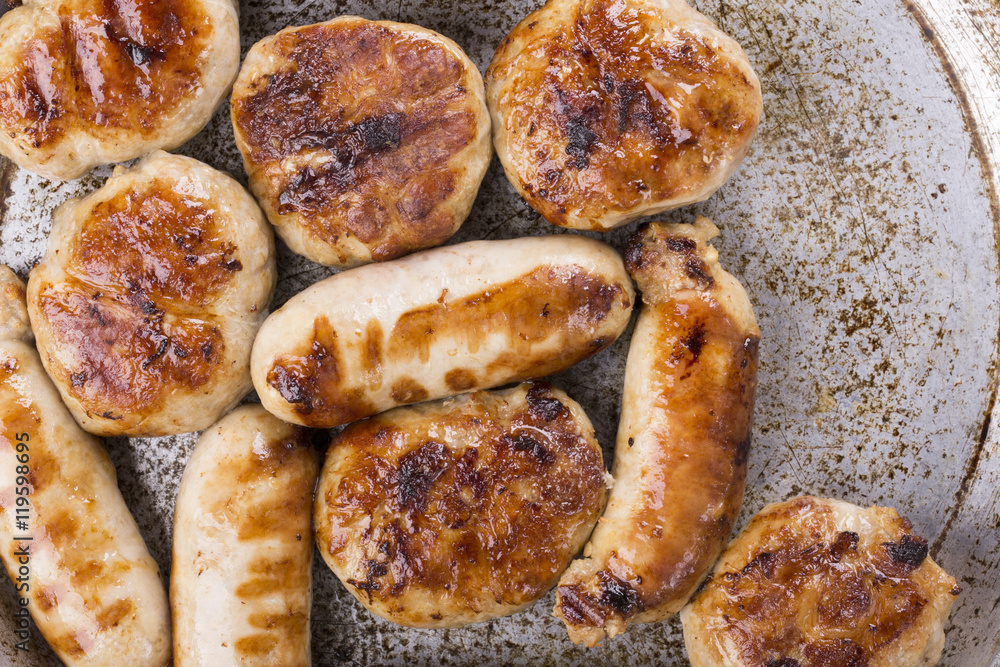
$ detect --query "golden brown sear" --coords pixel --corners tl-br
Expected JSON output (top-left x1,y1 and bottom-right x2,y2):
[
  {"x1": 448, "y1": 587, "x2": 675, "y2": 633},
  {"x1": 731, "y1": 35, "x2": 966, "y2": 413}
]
[
  {"x1": 0, "y1": 0, "x2": 239, "y2": 179},
  {"x1": 680, "y1": 496, "x2": 961, "y2": 667},
  {"x1": 265, "y1": 263, "x2": 629, "y2": 428},
  {"x1": 249, "y1": 234, "x2": 634, "y2": 429},
  {"x1": 314, "y1": 382, "x2": 609, "y2": 627},
  {"x1": 554, "y1": 217, "x2": 759, "y2": 646},
  {"x1": 27, "y1": 152, "x2": 275, "y2": 437},
  {"x1": 231, "y1": 17, "x2": 492, "y2": 267},
  {"x1": 486, "y1": 0, "x2": 762, "y2": 230}
]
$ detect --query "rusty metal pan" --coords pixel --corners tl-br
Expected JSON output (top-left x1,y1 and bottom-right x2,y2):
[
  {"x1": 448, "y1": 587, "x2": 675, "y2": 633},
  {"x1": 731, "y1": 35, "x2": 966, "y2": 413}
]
[{"x1": 1, "y1": 0, "x2": 999, "y2": 664}]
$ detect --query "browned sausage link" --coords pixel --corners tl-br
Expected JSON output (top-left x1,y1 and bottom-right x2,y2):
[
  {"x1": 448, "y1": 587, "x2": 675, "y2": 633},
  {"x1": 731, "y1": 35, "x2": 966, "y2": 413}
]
[
  {"x1": 251, "y1": 235, "x2": 634, "y2": 428},
  {"x1": 484, "y1": 0, "x2": 763, "y2": 231},
  {"x1": 231, "y1": 17, "x2": 491, "y2": 267},
  {"x1": 0, "y1": 0, "x2": 240, "y2": 180},
  {"x1": 171, "y1": 405, "x2": 317, "y2": 666},
  {"x1": 26, "y1": 152, "x2": 275, "y2": 437},
  {"x1": 554, "y1": 217, "x2": 759, "y2": 646}
]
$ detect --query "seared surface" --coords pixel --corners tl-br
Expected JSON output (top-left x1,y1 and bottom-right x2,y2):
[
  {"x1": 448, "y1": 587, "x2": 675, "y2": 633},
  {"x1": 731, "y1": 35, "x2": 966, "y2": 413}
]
[
  {"x1": 172, "y1": 405, "x2": 316, "y2": 667},
  {"x1": 681, "y1": 496, "x2": 961, "y2": 667},
  {"x1": 27, "y1": 152, "x2": 275, "y2": 437},
  {"x1": 314, "y1": 382, "x2": 608, "y2": 627},
  {"x1": 0, "y1": 0, "x2": 239, "y2": 179},
  {"x1": 0, "y1": 266, "x2": 170, "y2": 667},
  {"x1": 268, "y1": 265, "x2": 623, "y2": 425},
  {"x1": 232, "y1": 17, "x2": 491, "y2": 267},
  {"x1": 555, "y1": 217, "x2": 759, "y2": 645},
  {"x1": 251, "y1": 234, "x2": 633, "y2": 428},
  {"x1": 486, "y1": 0, "x2": 762, "y2": 230}
]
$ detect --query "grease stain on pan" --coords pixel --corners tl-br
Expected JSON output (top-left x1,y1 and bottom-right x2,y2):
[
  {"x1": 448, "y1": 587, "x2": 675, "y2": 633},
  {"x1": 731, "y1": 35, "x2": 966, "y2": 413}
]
[{"x1": 1, "y1": 0, "x2": 999, "y2": 665}]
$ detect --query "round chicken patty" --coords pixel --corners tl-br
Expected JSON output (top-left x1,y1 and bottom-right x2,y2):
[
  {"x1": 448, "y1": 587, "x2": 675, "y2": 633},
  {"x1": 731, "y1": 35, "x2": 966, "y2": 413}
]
[
  {"x1": 27, "y1": 151, "x2": 275, "y2": 437},
  {"x1": 231, "y1": 16, "x2": 492, "y2": 268},
  {"x1": 0, "y1": 0, "x2": 240, "y2": 180},
  {"x1": 314, "y1": 382, "x2": 609, "y2": 627},
  {"x1": 681, "y1": 496, "x2": 960, "y2": 667},
  {"x1": 486, "y1": 0, "x2": 762, "y2": 231}
]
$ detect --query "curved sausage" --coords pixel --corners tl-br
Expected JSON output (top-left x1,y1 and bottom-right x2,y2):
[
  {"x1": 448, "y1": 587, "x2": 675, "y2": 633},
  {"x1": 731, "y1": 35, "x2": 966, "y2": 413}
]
[
  {"x1": 0, "y1": 266, "x2": 171, "y2": 666},
  {"x1": 314, "y1": 381, "x2": 609, "y2": 627},
  {"x1": 171, "y1": 405, "x2": 317, "y2": 667},
  {"x1": 554, "y1": 217, "x2": 759, "y2": 646},
  {"x1": 251, "y1": 235, "x2": 635, "y2": 428}
]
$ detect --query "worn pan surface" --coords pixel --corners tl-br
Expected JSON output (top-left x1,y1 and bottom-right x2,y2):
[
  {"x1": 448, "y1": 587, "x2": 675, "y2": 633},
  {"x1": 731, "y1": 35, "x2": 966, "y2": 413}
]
[{"x1": 0, "y1": 0, "x2": 998, "y2": 664}]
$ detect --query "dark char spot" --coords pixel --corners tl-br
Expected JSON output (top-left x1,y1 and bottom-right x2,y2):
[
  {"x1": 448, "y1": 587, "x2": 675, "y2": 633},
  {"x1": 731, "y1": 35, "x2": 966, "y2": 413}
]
[
  {"x1": 396, "y1": 442, "x2": 450, "y2": 512},
  {"x1": 616, "y1": 83, "x2": 647, "y2": 133},
  {"x1": 104, "y1": 22, "x2": 164, "y2": 67},
  {"x1": 624, "y1": 230, "x2": 646, "y2": 272},
  {"x1": 565, "y1": 117, "x2": 598, "y2": 169},
  {"x1": 347, "y1": 578, "x2": 380, "y2": 592},
  {"x1": 597, "y1": 571, "x2": 641, "y2": 617},
  {"x1": 741, "y1": 551, "x2": 776, "y2": 579},
  {"x1": 557, "y1": 585, "x2": 606, "y2": 626},
  {"x1": 685, "y1": 258, "x2": 714, "y2": 286},
  {"x1": 682, "y1": 323, "x2": 706, "y2": 360},
  {"x1": 367, "y1": 559, "x2": 388, "y2": 578},
  {"x1": 269, "y1": 366, "x2": 312, "y2": 413},
  {"x1": 141, "y1": 335, "x2": 169, "y2": 370},
  {"x1": 507, "y1": 434, "x2": 554, "y2": 465},
  {"x1": 357, "y1": 112, "x2": 403, "y2": 153},
  {"x1": 666, "y1": 237, "x2": 696, "y2": 252},
  {"x1": 526, "y1": 382, "x2": 568, "y2": 421},
  {"x1": 830, "y1": 531, "x2": 860, "y2": 562},
  {"x1": 884, "y1": 534, "x2": 929, "y2": 570}
]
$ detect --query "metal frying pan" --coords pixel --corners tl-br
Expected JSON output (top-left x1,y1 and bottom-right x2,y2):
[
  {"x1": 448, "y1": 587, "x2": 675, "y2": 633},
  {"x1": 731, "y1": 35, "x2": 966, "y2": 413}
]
[{"x1": 0, "y1": 0, "x2": 998, "y2": 664}]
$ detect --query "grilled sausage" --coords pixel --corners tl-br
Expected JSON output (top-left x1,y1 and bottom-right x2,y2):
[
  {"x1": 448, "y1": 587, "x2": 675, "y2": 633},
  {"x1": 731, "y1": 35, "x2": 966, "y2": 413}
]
[
  {"x1": 231, "y1": 16, "x2": 492, "y2": 268},
  {"x1": 171, "y1": 404, "x2": 317, "y2": 667},
  {"x1": 554, "y1": 217, "x2": 759, "y2": 646},
  {"x1": 251, "y1": 234, "x2": 634, "y2": 428},
  {"x1": 680, "y1": 496, "x2": 961, "y2": 667},
  {"x1": 27, "y1": 151, "x2": 276, "y2": 437},
  {"x1": 486, "y1": 0, "x2": 762, "y2": 231},
  {"x1": 0, "y1": 0, "x2": 240, "y2": 180},
  {"x1": 314, "y1": 382, "x2": 609, "y2": 627},
  {"x1": 0, "y1": 266, "x2": 170, "y2": 666}
]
